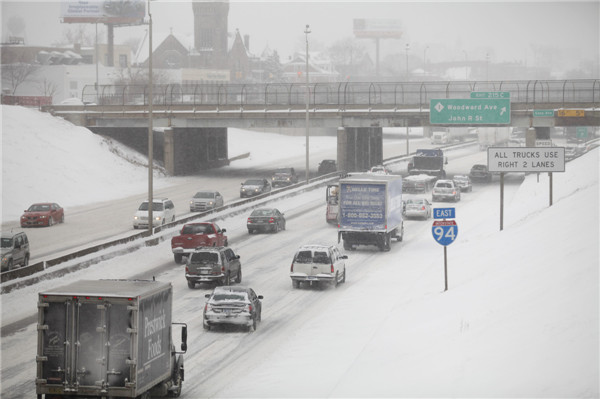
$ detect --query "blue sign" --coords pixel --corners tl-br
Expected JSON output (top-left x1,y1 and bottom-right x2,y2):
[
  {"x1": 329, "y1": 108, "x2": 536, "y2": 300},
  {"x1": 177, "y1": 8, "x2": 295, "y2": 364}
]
[
  {"x1": 339, "y1": 182, "x2": 386, "y2": 230},
  {"x1": 433, "y1": 208, "x2": 455, "y2": 219},
  {"x1": 432, "y1": 220, "x2": 458, "y2": 246}
]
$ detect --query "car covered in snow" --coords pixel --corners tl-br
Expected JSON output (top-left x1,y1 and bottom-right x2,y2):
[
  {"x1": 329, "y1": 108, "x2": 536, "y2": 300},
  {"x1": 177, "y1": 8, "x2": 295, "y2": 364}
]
[
  {"x1": 432, "y1": 179, "x2": 461, "y2": 202},
  {"x1": 290, "y1": 244, "x2": 347, "y2": 289},
  {"x1": 369, "y1": 165, "x2": 390, "y2": 175},
  {"x1": 240, "y1": 178, "x2": 271, "y2": 198},
  {"x1": 189, "y1": 190, "x2": 224, "y2": 212},
  {"x1": 203, "y1": 286, "x2": 263, "y2": 332},
  {"x1": 20, "y1": 203, "x2": 64, "y2": 227},
  {"x1": 453, "y1": 175, "x2": 473, "y2": 192},
  {"x1": 171, "y1": 222, "x2": 228, "y2": 263},
  {"x1": 404, "y1": 198, "x2": 432, "y2": 220}
]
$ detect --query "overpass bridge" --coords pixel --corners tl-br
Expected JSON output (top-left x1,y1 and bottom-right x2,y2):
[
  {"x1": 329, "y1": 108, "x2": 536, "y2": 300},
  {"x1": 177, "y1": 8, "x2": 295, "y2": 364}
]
[{"x1": 44, "y1": 79, "x2": 599, "y2": 175}]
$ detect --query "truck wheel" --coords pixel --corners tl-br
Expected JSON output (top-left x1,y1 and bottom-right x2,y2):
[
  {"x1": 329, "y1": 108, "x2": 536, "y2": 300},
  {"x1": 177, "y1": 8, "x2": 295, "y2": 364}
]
[
  {"x1": 383, "y1": 234, "x2": 391, "y2": 252},
  {"x1": 292, "y1": 280, "x2": 300, "y2": 289},
  {"x1": 235, "y1": 269, "x2": 242, "y2": 283},
  {"x1": 174, "y1": 254, "x2": 183, "y2": 264},
  {"x1": 23, "y1": 254, "x2": 29, "y2": 267},
  {"x1": 343, "y1": 240, "x2": 353, "y2": 251},
  {"x1": 203, "y1": 320, "x2": 211, "y2": 331},
  {"x1": 187, "y1": 280, "x2": 195, "y2": 289},
  {"x1": 171, "y1": 368, "x2": 183, "y2": 397}
]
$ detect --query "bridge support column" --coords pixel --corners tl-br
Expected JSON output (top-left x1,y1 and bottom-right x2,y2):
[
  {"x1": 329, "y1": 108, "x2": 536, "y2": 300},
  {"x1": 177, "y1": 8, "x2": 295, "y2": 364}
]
[
  {"x1": 163, "y1": 128, "x2": 175, "y2": 175},
  {"x1": 170, "y1": 127, "x2": 228, "y2": 175},
  {"x1": 337, "y1": 127, "x2": 383, "y2": 172}
]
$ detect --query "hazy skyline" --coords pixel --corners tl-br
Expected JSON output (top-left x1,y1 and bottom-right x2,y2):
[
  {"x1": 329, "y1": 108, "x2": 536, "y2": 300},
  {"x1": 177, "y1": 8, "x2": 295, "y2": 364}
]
[{"x1": 2, "y1": 1, "x2": 599, "y2": 74}]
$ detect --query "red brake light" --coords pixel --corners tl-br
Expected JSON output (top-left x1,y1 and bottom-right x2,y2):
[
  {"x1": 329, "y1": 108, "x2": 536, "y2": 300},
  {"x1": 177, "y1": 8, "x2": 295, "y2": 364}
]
[
  {"x1": 331, "y1": 264, "x2": 334, "y2": 273},
  {"x1": 421, "y1": 206, "x2": 425, "y2": 210},
  {"x1": 248, "y1": 305, "x2": 253, "y2": 312},
  {"x1": 290, "y1": 263, "x2": 294, "y2": 272},
  {"x1": 269, "y1": 217, "x2": 275, "y2": 223}
]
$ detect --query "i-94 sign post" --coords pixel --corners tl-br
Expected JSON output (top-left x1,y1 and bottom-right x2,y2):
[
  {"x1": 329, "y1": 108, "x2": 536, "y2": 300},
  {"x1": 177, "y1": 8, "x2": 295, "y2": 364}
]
[{"x1": 432, "y1": 210, "x2": 458, "y2": 291}]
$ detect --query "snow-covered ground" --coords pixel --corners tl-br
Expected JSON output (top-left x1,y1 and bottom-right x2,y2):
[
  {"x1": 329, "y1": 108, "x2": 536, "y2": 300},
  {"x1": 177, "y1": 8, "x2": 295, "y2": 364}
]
[{"x1": 1, "y1": 105, "x2": 598, "y2": 397}]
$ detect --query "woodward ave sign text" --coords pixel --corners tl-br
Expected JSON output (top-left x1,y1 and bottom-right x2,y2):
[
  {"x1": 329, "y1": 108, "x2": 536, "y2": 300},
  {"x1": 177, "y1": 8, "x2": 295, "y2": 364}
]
[{"x1": 487, "y1": 147, "x2": 565, "y2": 173}]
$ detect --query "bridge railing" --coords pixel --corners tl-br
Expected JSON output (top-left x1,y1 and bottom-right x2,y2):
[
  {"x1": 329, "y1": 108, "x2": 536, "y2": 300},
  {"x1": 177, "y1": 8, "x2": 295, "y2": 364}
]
[{"x1": 81, "y1": 79, "x2": 599, "y2": 109}]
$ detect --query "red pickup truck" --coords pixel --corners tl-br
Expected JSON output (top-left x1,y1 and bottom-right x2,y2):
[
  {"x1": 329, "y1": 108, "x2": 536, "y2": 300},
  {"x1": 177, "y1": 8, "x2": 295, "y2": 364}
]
[{"x1": 171, "y1": 222, "x2": 228, "y2": 263}]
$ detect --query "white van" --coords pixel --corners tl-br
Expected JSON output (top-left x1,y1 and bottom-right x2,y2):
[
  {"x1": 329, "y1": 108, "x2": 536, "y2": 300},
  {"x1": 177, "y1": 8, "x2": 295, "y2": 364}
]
[{"x1": 431, "y1": 131, "x2": 450, "y2": 144}]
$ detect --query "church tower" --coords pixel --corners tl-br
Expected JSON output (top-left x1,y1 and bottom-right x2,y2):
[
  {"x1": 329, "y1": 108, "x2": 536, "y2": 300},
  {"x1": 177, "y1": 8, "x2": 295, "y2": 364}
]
[{"x1": 192, "y1": 0, "x2": 229, "y2": 69}]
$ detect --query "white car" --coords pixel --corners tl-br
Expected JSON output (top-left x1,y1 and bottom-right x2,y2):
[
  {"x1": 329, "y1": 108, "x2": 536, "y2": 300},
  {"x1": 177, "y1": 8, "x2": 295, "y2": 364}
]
[
  {"x1": 133, "y1": 197, "x2": 176, "y2": 229},
  {"x1": 290, "y1": 244, "x2": 347, "y2": 289},
  {"x1": 404, "y1": 198, "x2": 432, "y2": 220}
]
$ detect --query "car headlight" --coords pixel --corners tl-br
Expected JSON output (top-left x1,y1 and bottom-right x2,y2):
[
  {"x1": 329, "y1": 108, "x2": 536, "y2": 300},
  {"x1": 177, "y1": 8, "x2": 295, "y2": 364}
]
[
  {"x1": 40, "y1": 215, "x2": 47, "y2": 219},
  {"x1": 154, "y1": 216, "x2": 162, "y2": 221},
  {"x1": 134, "y1": 216, "x2": 139, "y2": 220}
]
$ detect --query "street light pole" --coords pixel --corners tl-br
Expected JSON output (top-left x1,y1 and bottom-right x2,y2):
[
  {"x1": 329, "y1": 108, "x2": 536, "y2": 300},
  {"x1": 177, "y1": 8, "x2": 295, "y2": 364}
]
[
  {"x1": 463, "y1": 50, "x2": 468, "y2": 80},
  {"x1": 304, "y1": 24, "x2": 311, "y2": 183},
  {"x1": 405, "y1": 43, "x2": 410, "y2": 81},
  {"x1": 147, "y1": 0, "x2": 154, "y2": 233}
]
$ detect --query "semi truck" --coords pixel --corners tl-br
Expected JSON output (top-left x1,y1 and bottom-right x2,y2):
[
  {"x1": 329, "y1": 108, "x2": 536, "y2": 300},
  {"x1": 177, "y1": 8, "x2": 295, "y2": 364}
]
[
  {"x1": 337, "y1": 174, "x2": 404, "y2": 252},
  {"x1": 36, "y1": 279, "x2": 187, "y2": 399},
  {"x1": 407, "y1": 148, "x2": 448, "y2": 179},
  {"x1": 476, "y1": 127, "x2": 511, "y2": 150}
]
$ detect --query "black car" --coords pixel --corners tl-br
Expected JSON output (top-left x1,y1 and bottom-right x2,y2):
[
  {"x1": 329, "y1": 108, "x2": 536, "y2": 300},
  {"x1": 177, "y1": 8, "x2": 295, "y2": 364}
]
[
  {"x1": 240, "y1": 178, "x2": 272, "y2": 198},
  {"x1": 469, "y1": 164, "x2": 492, "y2": 182},
  {"x1": 318, "y1": 159, "x2": 337, "y2": 175},
  {"x1": 247, "y1": 208, "x2": 286, "y2": 234},
  {"x1": 203, "y1": 286, "x2": 263, "y2": 331},
  {"x1": 271, "y1": 167, "x2": 298, "y2": 187}
]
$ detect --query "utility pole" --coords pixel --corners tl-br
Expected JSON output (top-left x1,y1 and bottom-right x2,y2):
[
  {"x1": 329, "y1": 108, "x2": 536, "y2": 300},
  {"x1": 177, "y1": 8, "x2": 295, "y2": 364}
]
[{"x1": 304, "y1": 24, "x2": 311, "y2": 183}]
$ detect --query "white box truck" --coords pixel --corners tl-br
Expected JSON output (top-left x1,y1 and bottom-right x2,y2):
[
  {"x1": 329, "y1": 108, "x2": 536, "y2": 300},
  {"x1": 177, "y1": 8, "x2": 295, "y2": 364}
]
[
  {"x1": 36, "y1": 279, "x2": 187, "y2": 399},
  {"x1": 337, "y1": 174, "x2": 404, "y2": 252}
]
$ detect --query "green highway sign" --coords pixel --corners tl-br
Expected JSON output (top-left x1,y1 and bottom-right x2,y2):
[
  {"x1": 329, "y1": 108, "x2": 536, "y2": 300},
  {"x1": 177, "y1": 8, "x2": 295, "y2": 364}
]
[
  {"x1": 576, "y1": 127, "x2": 588, "y2": 138},
  {"x1": 430, "y1": 98, "x2": 511, "y2": 124},
  {"x1": 533, "y1": 110, "x2": 554, "y2": 117},
  {"x1": 470, "y1": 91, "x2": 510, "y2": 99}
]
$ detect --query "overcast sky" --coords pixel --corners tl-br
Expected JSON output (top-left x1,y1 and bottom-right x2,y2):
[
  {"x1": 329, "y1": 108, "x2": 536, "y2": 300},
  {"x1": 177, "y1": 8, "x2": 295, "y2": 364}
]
[{"x1": 2, "y1": 1, "x2": 598, "y2": 70}]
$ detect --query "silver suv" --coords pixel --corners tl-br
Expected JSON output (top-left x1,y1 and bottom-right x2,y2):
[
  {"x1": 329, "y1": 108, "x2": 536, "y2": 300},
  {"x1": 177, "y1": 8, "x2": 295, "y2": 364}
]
[
  {"x1": 432, "y1": 179, "x2": 461, "y2": 202},
  {"x1": 1, "y1": 231, "x2": 30, "y2": 272}
]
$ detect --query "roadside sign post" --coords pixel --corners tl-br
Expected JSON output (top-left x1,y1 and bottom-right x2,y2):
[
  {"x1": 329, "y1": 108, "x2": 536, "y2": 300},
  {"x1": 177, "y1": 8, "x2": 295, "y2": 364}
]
[
  {"x1": 488, "y1": 147, "x2": 565, "y2": 231},
  {"x1": 432, "y1": 209, "x2": 458, "y2": 292}
]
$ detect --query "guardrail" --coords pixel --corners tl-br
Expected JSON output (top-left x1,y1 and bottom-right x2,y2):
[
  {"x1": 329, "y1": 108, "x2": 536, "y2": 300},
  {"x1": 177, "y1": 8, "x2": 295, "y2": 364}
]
[
  {"x1": 1, "y1": 173, "x2": 342, "y2": 292},
  {"x1": 79, "y1": 79, "x2": 599, "y2": 110}
]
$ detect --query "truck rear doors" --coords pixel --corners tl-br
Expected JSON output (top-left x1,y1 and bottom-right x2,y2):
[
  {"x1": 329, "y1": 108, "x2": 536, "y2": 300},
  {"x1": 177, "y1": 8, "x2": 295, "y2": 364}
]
[{"x1": 38, "y1": 297, "x2": 132, "y2": 394}]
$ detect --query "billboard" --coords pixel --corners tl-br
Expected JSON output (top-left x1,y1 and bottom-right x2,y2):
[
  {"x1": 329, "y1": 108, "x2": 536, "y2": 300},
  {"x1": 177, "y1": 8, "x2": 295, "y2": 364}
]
[
  {"x1": 61, "y1": 0, "x2": 145, "y2": 25},
  {"x1": 353, "y1": 19, "x2": 402, "y2": 39}
]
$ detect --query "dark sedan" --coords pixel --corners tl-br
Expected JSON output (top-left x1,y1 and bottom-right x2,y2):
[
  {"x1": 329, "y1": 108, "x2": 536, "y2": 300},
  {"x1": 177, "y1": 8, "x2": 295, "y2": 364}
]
[
  {"x1": 247, "y1": 208, "x2": 286, "y2": 234},
  {"x1": 203, "y1": 286, "x2": 263, "y2": 332},
  {"x1": 240, "y1": 178, "x2": 271, "y2": 198}
]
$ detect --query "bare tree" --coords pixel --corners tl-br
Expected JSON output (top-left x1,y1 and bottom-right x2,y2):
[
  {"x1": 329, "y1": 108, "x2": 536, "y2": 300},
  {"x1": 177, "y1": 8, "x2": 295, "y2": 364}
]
[
  {"x1": 53, "y1": 24, "x2": 105, "y2": 47},
  {"x1": 1, "y1": 62, "x2": 38, "y2": 95},
  {"x1": 37, "y1": 77, "x2": 60, "y2": 100}
]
